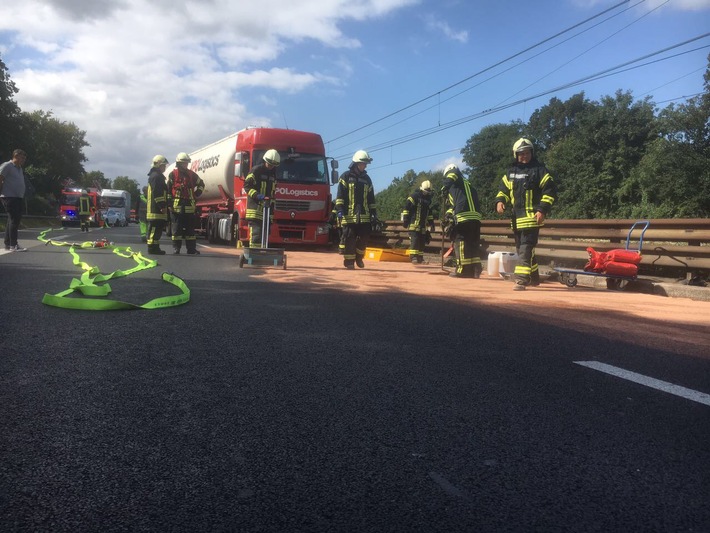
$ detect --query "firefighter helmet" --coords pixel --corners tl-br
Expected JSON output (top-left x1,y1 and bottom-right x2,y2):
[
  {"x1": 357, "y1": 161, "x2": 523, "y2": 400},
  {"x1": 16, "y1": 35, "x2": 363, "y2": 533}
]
[
  {"x1": 513, "y1": 138, "x2": 534, "y2": 157},
  {"x1": 152, "y1": 154, "x2": 168, "y2": 167},
  {"x1": 352, "y1": 150, "x2": 373, "y2": 163},
  {"x1": 420, "y1": 180, "x2": 432, "y2": 193},
  {"x1": 263, "y1": 149, "x2": 281, "y2": 166},
  {"x1": 176, "y1": 152, "x2": 191, "y2": 163},
  {"x1": 443, "y1": 164, "x2": 458, "y2": 176}
]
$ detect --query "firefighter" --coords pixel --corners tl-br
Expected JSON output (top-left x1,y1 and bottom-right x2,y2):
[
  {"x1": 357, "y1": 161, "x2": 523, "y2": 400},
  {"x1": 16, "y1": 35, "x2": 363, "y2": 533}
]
[
  {"x1": 78, "y1": 190, "x2": 92, "y2": 233},
  {"x1": 244, "y1": 149, "x2": 280, "y2": 248},
  {"x1": 335, "y1": 150, "x2": 378, "y2": 269},
  {"x1": 495, "y1": 138, "x2": 558, "y2": 290},
  {"x1": 146, "y1": 155, "x2": 169, "y2": 255},
  {"x1": 166, "y1": 152, "x2": 204, "y2": 255},
  {"x1": 137, "y1": 186, "x2": 148, "y2": 242},
  {"x1": 402, "y1": 180, "x2": 435, "y2": 264},
  {"x1": 441, "y1": 164, "x2": 483, "y2": 278}
]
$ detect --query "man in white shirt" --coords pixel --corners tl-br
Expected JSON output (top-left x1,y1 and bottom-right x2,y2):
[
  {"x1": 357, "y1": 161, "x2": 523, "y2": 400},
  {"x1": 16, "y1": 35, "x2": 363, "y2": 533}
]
[{"x1": 0, "y1": 149, "x2": 28, "y2": 252}]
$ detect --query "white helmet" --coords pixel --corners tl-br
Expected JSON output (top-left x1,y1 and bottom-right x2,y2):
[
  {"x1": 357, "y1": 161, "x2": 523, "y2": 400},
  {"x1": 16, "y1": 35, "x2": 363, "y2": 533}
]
[
  {"x1": 513, "y1": 138, "x2": 534, "y2": 157},
  {"x1": 420, "y1": 180, "x2": 432, "y2": 193},
  {"x1": 176, "y1": 152, "x2": 191, "y2": 163},
  {"x1": 352, "y1": 150, "x2": 372, "y2": 163},
  {"x1": 443, "y1": 164, "x2": 458, "y2": 176},
  {"x1": 152, "y1": 154, "x2": 168, "y2": 167},
  {"x1": 263, "y1": 149, "x2": 281, "y2": 166}
]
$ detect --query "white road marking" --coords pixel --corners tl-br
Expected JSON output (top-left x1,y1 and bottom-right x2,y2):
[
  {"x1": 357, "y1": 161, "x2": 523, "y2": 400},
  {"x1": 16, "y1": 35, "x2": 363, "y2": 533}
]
[{"x1": 575, "y1": 361, "x2": 710, "y2": 407}]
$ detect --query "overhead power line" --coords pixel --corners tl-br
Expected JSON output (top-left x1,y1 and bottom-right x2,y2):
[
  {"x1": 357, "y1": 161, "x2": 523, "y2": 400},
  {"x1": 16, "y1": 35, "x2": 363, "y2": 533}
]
[
  {"x1": 330, "y1": 0, "x2": 645, "y2": 156},
  {"x1": 332, "y1": 35, "x2": 710, "y2": 162},
  {"x1": 326, "y1": 0, "x2": 633, "y2": 145}
]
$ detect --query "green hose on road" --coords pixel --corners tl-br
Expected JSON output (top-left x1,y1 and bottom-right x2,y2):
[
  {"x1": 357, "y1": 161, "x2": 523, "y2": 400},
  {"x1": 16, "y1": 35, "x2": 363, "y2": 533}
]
[{"x1": 37, "y1": 228, "x2": 190, "y2": 310}]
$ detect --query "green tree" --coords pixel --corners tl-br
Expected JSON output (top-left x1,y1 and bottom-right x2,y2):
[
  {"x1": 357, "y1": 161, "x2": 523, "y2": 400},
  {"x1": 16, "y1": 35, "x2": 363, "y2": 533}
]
[
  {"x1": 19, "y1": 110, "x2": 90, "y2": 200},
  {"x1": 375, "y1": 169, "x2": 444, "y2": 220},
  {"x1": 527, "y1": 93, "x2": 592, "y2": 152},
  {"x1": 0, "y1": 53, "x2": 21, "y2": 160},
  {"x1": 461, "y1": 122, "x2": 524, "y2": 216},
  {"x1": 623, "y1": 55, "x2": 710, "y2": 217},
  {"x1": 79, "y1": 171, "x2": 111, "y2": 191},
  {"x1": 547, "y1": 90, "x2": 657, "y2": 218},
  {"x1": 112, "y1": 176, "x2": 141, "y2": 208}
]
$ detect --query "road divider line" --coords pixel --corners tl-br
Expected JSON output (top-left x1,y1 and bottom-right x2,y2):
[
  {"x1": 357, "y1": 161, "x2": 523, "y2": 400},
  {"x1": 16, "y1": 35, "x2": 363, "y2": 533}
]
[{"x1": 575, "y1": 361, "x2": 710, "y2": 407}]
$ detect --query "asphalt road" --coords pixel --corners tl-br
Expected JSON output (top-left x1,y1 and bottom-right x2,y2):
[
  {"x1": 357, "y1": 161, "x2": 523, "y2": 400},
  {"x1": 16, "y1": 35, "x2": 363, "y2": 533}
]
[{"x1": 1, "y1": 226, "x2": 709, "y2": 532}]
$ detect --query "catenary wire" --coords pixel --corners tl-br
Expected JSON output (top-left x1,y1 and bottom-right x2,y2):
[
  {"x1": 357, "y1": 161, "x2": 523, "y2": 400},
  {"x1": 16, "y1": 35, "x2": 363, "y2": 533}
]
[
  {"x1": 335, "y1": 37, "x2": 709, "y2": 162},
  {"x1": 326, "y1": 0, "x2": 634, "y2": 145}
]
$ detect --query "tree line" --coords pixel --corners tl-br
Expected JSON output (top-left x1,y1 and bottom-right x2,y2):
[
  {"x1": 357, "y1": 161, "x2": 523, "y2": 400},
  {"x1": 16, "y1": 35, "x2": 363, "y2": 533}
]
[
  {"x1": 374, "y1": 54, "x2": 710, "y2": 222},
  {"x1": 0, "y1": 54, "x2": 141, "y2": 215}
]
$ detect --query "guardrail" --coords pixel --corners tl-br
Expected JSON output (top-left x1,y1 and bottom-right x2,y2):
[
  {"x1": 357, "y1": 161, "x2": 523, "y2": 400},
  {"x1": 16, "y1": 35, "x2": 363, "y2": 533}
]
[{"x1": 370, "y1": 218, "x2": 710, "y2": 277}]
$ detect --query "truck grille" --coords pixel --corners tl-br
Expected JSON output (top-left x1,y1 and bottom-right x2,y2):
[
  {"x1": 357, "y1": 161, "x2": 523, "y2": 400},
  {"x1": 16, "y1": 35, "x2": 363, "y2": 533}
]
[{"x1": 275, "y1": 200, "x2": 326, "y2": 212}]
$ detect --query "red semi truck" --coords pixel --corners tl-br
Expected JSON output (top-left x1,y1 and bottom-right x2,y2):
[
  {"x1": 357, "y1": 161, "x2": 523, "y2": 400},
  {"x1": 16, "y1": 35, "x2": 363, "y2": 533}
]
[{"x1": 170, "y1": 127, "x2": 338, "y2": 246}]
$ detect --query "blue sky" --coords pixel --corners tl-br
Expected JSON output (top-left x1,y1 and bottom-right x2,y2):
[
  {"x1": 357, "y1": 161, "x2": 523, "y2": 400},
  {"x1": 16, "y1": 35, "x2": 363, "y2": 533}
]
[{"x1": 1, "y1": 0, "x2": 709, "y2": 192}]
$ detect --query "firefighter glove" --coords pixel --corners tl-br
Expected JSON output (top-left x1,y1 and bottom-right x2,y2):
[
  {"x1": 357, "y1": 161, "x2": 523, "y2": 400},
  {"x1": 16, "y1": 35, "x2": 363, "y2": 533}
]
[
  {"x1": 402, "y1": 217, "x2": 410, "y2": 228},
  {"x1": 425, "y1": 231, "x2": 432, "y2": 245},
  {"x1": 256, "y1": 193, "x2": 265, "y2": 201},
  {"x1": 337, "y1": 210, "x2": 343, "y2": 221}
]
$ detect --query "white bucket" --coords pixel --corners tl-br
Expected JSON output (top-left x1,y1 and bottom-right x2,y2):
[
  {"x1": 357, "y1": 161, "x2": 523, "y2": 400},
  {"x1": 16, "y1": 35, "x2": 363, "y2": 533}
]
[{"x1": 499, "y1": 252, "x2": 519, "y2": 274}]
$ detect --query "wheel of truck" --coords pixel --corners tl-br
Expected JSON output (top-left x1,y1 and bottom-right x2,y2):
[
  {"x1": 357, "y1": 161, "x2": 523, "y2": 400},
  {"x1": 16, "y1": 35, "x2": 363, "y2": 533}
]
[
  {"x1": 207, "y1": 215, "x2": 216, "y2": 244},
  {"x1": 230, "y1": 214, "x2": 240, "y2": 246}
]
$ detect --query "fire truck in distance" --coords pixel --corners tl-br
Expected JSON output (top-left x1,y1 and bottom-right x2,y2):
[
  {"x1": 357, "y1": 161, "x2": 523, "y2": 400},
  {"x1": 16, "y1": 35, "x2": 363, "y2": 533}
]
[
  {"x1": 58, "y1": 188, "x2": 100, "y2": 227},
  {"x1": 167, "y1": 128, "x2": 338, "y2": 246}
]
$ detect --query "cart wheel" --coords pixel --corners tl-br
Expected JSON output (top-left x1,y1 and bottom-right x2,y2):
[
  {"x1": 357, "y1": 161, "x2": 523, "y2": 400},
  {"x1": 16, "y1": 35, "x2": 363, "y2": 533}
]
[
  {"x1": 561, "y1": 272, "x2": 577, "y2": 288},
  {"x1": 606, "y1": 278, "x2": 628, "y2": 291},
  {"x1": 239, "y1": 255, "x2": 245, "y2": 268}
]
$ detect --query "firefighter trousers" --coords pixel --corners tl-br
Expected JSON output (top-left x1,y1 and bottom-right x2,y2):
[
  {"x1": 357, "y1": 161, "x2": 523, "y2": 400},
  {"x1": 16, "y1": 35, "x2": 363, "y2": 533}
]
[
  {"x1": 171, "y1": 209, "x2": 197, "y2": 252},
  {"x1": 452, "y1": 220, "x2": 482, "y2": 277},
  {"x1": 342, "y1": 223, "x2": 371, "y2": 264},
  {"x1": 408, "y1": 230, "x2": 426, "y2": 263},
  {"x1": 514, "y1": 227, "x2": 540, "y2": 286},
  {"x1": 147, "y1": 219, "x2": 166, "y2": 247},
  {"x1": 247, "y1": 219, "x2": 268, "y2": 248}
]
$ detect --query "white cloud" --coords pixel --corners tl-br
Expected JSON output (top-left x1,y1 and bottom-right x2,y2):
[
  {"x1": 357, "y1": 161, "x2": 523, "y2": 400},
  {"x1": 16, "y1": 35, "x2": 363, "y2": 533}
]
[
  {"x1": 423, "y1": 14, "x2": 468, "y2": 44},
  {"x1": 435, "y1": 155, "x2": 465, "y2": 172},
  {"x1": 1, "y1": 0, "x2": 419, "y2": 181}
]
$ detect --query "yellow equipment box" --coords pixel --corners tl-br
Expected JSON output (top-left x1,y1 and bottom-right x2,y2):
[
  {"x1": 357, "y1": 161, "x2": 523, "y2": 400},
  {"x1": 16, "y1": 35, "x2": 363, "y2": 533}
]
[{"x1": 365, "y1": 247, "x2": 411, "y2": 262}]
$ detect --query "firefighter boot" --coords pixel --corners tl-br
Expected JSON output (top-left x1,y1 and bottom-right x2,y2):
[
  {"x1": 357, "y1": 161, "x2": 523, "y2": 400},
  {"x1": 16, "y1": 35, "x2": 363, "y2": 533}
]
[
  {"x1": 473, "y1": 264, "x2": 482, "y2": 279},
  {"x1": 355, "y1": 254, "x2": 365, "y2": 269},
  {"x1": 148, "y1": 244, "x2": 166, "y2": 255},
  {"x1": 343, "y1": 259, "x2": 355, "y2": 270},
  {"x1": 186, "y1": 244, "x2": 200, "y2": 255}
]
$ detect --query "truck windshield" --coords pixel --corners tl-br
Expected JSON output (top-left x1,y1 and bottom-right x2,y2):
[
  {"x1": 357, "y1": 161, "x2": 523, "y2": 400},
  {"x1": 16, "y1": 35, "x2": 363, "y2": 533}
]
[
  {"x1": 103, "y1": 197, "x2": 126, "y2": 208},
  {"x1": 60, "y1": 194, "x2": 80, "y2": 207},
  {"x1": 254, "y1": 151, "x2": 327, "y2": 184}
]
